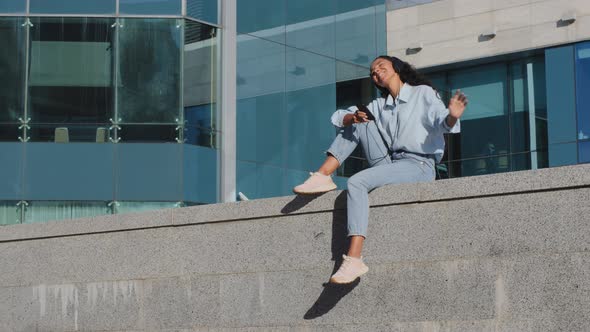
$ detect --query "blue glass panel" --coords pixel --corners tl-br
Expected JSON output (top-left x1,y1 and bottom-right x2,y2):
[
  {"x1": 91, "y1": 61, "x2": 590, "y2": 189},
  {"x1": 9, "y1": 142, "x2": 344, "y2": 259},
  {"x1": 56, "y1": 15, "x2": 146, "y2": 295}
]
[
  {"x1": 545, "y1": 46, "x2": 577, "y2": 144},
  {"x1": 548, "y1": 142, "x2": 577, "y2": 167},
  {"x1": 449, "y1": 63, "x2": 509, "y2": 159},
  {"x1": 0, "y1": 18, "x2": 26, "y2": 123},
  {"x1": 286, "y1": 11, "x2": 334, "y2": 57},
  {"x1": 187, "y1": 0, "x2": 218, "y2": 24},
  {"x1": 375, "y1": 4, "x2": 387, "y2": 56},
  {"x1": 575, "y1": 42, "x2": 590, "y2": 141},
  {"x1": 237, "y1": 160, "x2": 257, "y2": 199},
  {"x1": 237, "y1": 0, "x2": 285, "y2": 43},
  {"x1": 183, "y1": 144, "x2": 217, "y2": 203},
  {"x1": 236, "y1": 161, "x2": 285, "y2": 200},
  {"x1": 286, "y1": 0, "x2": 335, "y2": 25},
  {"x1": 286, "y1": 46, "x2": 335, "y2": 92},
  {"x1": 24, "y1": 201, "x2": 111, "y2": 224},
  {"x1": 118, "y1": 18, "x2": 181, "y2": 123},
  {"x1": 237, "y1": 36, "x2": 285, "y2": 99},
  {"x1": 183, "y1": 20, "x2": 217, "y2": 144},
  {"x1": 0, "y1": 201, "x2": 20, "y2": 225},
  {"x1": 116, "y1": 144, "x2": 182, "y2": 201},
  {"x1": 0, "y1": 0, "x2": 26, "y2": 13},
  {"x1": 286, "y1": 83, "x2": 336, "y2": 172},
  {"x1": 237, "y1": 92, "x2": 285, "y2": 167},
  {"x1": 0, "y1": 143, "x2": 23, "y2": 200},
  {"x1": 337, "y1": 0, "x2": 381, "y2": 13},
  {"x1": 119, "y1": 0, "x2": 181, "y2": 15},
  {"x1": 28, "y1": 17, "x2": 115, "y2": 125},
  {"x1": 256, "y1": 164, "x2": 286, "y2": 198},
  {"x1": 580, "y1": 141, "x2": 590, "y2": 163},
  {"x1": 335, "y1": 4, "x2": 377, "y2": 67},
  {"x1": 428, "y1": 72, "x2": 448, "y2": 100},
  {"x1": 184, "y1": 105, "x2": 217, "y2": 148},
  {"x1": 336, "y1": 60, "x2": 371, "y2": 82},
  {"x1": 24, "y1": 143, "x2": 115, "y2": 200},
  {"x1": 30, "y1": 0, "x2": 116, "y2": 14}
]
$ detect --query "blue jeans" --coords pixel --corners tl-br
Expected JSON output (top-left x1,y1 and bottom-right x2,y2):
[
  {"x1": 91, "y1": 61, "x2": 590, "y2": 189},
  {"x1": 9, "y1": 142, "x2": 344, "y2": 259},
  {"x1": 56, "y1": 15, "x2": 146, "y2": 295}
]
[{"x1": 327, "y1": 122, "x2": 436, "y2": 238}]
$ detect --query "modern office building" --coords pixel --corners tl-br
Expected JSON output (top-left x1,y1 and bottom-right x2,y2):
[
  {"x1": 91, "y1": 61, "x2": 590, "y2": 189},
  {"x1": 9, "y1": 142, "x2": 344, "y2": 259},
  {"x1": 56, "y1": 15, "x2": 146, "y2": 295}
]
[{"x1": 0, "y1": 0, "x2": 588, "y2": 225}]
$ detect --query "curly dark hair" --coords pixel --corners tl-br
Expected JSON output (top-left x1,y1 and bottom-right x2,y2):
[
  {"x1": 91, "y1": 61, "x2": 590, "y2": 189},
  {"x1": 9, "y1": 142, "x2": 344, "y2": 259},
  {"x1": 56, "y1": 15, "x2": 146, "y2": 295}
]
[{"x1": 372, "y1": 55, "x2": 438, "y2": 98}]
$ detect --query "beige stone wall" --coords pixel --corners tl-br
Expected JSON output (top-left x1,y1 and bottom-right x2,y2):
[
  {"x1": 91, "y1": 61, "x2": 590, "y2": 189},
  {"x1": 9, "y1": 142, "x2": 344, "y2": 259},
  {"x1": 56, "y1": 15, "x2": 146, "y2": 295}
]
[{"x1": 387, "y1": 0, "x2": 590, "y2": 68}]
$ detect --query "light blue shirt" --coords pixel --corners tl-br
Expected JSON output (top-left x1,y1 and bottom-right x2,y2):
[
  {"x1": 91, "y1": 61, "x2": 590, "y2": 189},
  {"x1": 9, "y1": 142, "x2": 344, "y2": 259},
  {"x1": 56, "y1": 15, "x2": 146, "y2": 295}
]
[{"x1": 331, "y1": 83, "x2": 460, "y2": 162}]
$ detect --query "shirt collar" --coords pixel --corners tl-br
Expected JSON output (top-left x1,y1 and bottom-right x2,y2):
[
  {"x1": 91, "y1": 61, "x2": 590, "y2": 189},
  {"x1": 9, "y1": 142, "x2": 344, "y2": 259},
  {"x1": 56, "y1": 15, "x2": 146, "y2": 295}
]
[
  {"x1": 385, "y1": 83, "x2": 413, "y2": 107},
  {"x1": 397, "y1": 83, "x2": 413, "y2": 103}
]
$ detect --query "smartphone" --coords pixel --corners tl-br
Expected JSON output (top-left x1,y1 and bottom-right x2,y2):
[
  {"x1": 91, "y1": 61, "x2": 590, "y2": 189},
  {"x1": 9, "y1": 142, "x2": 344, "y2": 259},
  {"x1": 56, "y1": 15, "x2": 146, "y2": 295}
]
[{"x1": 356, "y1": 104, "x2": 376, "y2": 121}]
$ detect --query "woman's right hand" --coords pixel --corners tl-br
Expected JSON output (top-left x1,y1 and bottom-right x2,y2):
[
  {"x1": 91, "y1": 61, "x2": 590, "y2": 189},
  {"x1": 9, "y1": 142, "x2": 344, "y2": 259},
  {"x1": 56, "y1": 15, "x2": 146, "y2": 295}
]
[{"x1": 343, "y1": 111, "x2": 370, "y2": 126}]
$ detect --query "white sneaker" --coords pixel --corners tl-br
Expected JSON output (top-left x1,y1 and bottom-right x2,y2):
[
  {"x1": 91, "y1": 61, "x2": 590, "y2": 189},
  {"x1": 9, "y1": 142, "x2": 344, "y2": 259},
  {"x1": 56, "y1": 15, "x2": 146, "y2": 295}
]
[
  {"x1": 293, "y1": 172, "x2": 337, "y2": 195},
  {"x1": 329, "y1": 255, "x2": 369, "y2": 284}
]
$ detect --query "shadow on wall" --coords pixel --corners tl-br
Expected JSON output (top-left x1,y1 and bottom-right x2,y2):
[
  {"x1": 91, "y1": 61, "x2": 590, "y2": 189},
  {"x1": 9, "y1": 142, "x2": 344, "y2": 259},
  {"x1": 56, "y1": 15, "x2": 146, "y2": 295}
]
[{"x1": 281, "y1": 192, "x2": 361, "y2": 319}]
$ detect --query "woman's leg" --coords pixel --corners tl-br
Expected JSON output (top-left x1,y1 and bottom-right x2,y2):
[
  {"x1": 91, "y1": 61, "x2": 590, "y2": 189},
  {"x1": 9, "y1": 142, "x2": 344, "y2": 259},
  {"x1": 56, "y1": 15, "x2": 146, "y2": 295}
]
[
  {"x1": 317, "y1": 155, "x2": 340, "y2": 176},
  {"x1": 330, "y1": 158, "x2": 434, "y2": 284},
  {"x1": 294, "y1": 125, "x2": 363, "y2": 194},
  {"x1": 347, "y1": 158, "x2": 434, "y2": 240}
]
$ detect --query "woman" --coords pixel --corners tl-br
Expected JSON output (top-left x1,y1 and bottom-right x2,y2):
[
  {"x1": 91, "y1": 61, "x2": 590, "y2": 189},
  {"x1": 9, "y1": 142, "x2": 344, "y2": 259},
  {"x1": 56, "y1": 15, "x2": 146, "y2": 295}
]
[{"x1": 293, "y1": 56, "x2": 467, "y2": 284}]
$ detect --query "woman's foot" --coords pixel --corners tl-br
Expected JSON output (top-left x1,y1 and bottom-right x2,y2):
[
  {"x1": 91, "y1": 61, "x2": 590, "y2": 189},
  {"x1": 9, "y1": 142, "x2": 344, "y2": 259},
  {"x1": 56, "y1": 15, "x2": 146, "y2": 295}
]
[
  {"x1": 293, "y1": 172, "x2": 337, "y2": 194},
  {"x1": 329, "y1": 255, "x2": 369, "y2": 284}
]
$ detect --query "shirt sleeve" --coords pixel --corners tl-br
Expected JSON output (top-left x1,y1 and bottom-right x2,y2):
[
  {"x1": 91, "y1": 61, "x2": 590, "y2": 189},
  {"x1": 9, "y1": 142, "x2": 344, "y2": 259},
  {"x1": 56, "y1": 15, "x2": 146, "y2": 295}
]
[
  {"x1": 424, "y1": 87, "x2": 460, "y2": 134},
  {"x1": 331, "y1": 99, "x2": 380, "y2": 128},
  {"x1": 331, "y1": 106, "x2": 356, "y2": 127}
]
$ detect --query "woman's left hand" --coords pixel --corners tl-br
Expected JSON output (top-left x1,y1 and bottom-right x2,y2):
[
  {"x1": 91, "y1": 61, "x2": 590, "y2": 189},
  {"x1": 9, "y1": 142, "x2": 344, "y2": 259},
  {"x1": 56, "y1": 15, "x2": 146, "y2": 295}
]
[{"x1": 448, "y1": 90, "x2": 468, "y2": 119}]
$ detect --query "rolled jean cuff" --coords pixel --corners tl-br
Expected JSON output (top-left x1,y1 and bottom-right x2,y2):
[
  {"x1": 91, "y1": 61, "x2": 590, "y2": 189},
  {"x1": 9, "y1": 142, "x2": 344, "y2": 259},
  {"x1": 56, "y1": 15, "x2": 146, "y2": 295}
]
[
  {"x1": 347, "y1": 227, "x2": 367, "y2": 237},
  {"x1": 326, "y1": 150, "x2": 345, "y2": 166},
  {"x1": 347, "y1": 233, "x2": 366, "y2": 238}
]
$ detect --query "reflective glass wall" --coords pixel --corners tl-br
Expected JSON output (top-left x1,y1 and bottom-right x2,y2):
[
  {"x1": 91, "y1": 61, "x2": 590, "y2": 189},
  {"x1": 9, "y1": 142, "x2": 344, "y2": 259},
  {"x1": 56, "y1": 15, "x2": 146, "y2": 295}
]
[
  {"x1": 236, "y1": 0, "x2": 387, "y2": 199},
  {"x1": 427, "y1": 56, "x2": 549, "y2": 178},
  {"x1": 336, "y1": 42, "x2": 590, "y2": 181},
  {"x1": 545, "y1": 42, "x2": 590, "y2": 167},
  {"x1": 0, "y1": 0, "x2": 219, "y2": 225}
]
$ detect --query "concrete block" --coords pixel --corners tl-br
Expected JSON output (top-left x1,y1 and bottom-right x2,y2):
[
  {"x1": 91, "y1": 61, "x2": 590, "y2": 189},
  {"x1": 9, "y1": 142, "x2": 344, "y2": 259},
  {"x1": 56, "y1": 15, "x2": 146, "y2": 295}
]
[
  {"x1": 301, "y1": 260, "x2": 496, "y2": 326},
  {"x1": 2, "y1": 164, "x2": 590, "y2": 330},
  {"x1": 574, "y1": 14, "x2": 590, "y2": 41},
  {"x1": 418, "y1": 0, "x2": 454, "y2": 25},
  {"x1": 490, "y1": 25, "x2": 534, "y2": 55},
  {"x1": 419, "y1": 20, "x2": 455, "y2": 45},
  {"x1": 367, "y1": 188, "x2": 590, "y2": 263},
  {"x1": 0, "y1": 286, "x2": 41, "y2": 332},
  {"x1": 387, "y1": 5, "x2": 419, "y2": 31},
  {"x1": 571, "y1": 0, "x2": 590, "y2": 16},
  {"x1": 531, "y1": 20, "x2": 575, "y2": 47},
  {"x1": 75, "y1": 280, "x2": 144, "y2": 331},
  {"x1": 143, "y1": 276, "x2": 220, "y2": 330},
  {"x1": 493, "y1": 3, "x2": 532, "y2": 31},
  {"x1": 531, "y1": 0, "x2": 575, "y2": 26},
  {"x1": 0, "y1": 205, "x2": 175, "y2": 243},
  {"x1": 1, "y1": 281, "x2": 144, "y2": 331},
  {"x1": 501, "y1": 253, "x2": 590, "y2": 321},
  {"x1": 453, "y1": 12, "x2": 494, "y2": 40},
  {"x1": 218, "y1": 271, "x2": 310, "y2": 326},
  {"x1": 492, "y1": 0, "x2": 531, "y2": 11},
  {"x1": 453, "y1": 0, "x2": 493, "y2": 18}
]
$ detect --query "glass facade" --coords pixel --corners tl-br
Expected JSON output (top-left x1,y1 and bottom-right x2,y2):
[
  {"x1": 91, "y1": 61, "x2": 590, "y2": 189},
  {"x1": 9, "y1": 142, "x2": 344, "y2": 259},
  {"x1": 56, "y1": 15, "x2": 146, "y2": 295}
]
[
  {"x1": 0, "y1": 0, "x2": 26, "y2": 14},
  {"x1": 119, "y1": 0, "x2": 181, "y2": 15},
  {"x1": 29, "y1": 0, "x2": 116, "y2": 14},
  {"x1": 0, "y1": 2, "x2": 219, "y2": 225},
  {"x1": 342, "y1": 43, "x2": 590, "y2": 180},
  {"x1": 236, "y1": 0, "x2": 387, "y2": 199},
  {"x1": 576, "y1": 42, "x2": 590, "y2": 160},
  {"x1": 1, "y1": 1, "x2": 588, "y2": 224}
]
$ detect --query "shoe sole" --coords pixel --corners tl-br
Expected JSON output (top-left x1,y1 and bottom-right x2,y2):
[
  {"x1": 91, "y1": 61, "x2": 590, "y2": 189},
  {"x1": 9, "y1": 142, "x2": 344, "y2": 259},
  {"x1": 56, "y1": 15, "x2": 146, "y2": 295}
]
[
  {"x1": 329, "y1": 266, "x2": 369, "y2": 284},
  {"x1": 293, "y1": 183, "x2": 337, "y2": 195}
]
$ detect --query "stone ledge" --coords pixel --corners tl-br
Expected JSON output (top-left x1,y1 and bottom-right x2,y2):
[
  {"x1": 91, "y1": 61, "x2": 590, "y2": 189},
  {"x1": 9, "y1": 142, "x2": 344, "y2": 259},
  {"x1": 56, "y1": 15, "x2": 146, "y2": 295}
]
[{"x1": 0, "y1": 163, "x2": 589, "y2": 243}]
